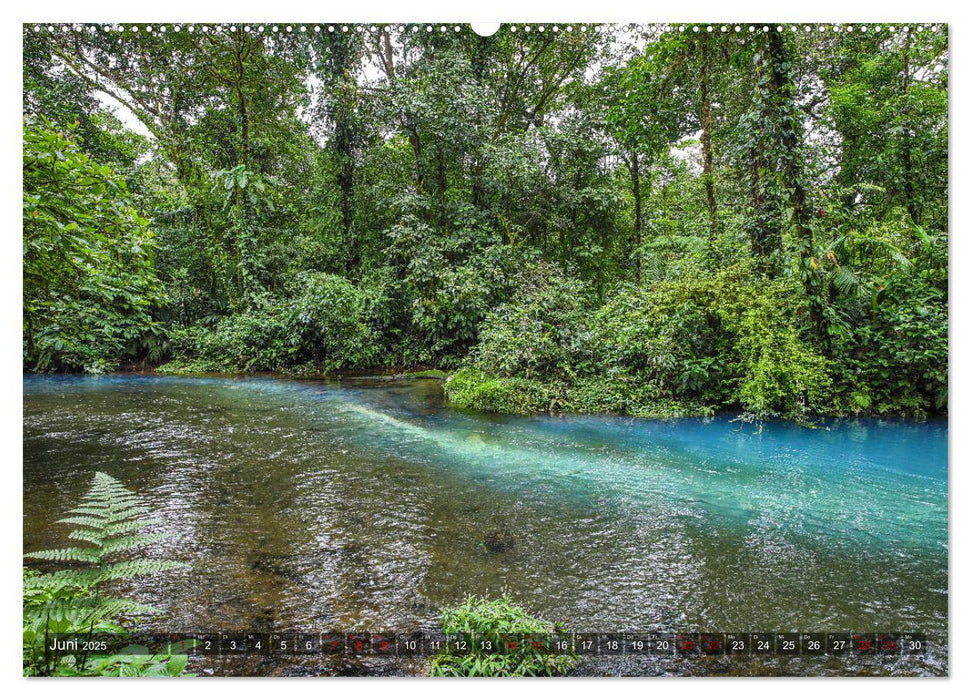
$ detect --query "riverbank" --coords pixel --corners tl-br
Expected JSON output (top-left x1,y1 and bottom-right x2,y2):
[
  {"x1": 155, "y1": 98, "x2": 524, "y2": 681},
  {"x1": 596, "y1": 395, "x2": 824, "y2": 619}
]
[
  {"x1": 138, "y1": 360, "x2": 944, "y2": 423},
  {"x1": 442, "y1": 367, "x2": 715, "y2": 419},
  {"x1": 154, "y1": 360, "x2": 449, "y2": 382}
]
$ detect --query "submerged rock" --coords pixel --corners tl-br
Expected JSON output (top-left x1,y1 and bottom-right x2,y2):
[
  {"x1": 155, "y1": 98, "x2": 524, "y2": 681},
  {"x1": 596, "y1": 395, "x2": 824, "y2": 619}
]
[{"x1": 483, "y1": 529, "x2": 515, "y2": 553}]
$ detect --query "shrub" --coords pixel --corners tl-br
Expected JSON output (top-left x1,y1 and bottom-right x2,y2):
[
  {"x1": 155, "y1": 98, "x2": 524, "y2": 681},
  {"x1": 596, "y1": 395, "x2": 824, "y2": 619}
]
[
  {"x1": 384, "y1": 209, "x2": 521, "y2": 363},
  {"x1": 427, "y1": 596, "x2": 578, "y2": 677},
  {"x1": 162, "y1": 272, "x2": 381, "y2": 374},
  {"x1": 287, "y1": 271, "x2": 380, "y2": 370},
  {"x1": 470, "y1": 264, "x2": 594, "y2": 380},
  {"x1": 452, "y1": 264, "x2": 835, "y2": 420},
  {"x1": 563, "y1": 374, "x2": 712, "y2": 418},
  {"x1": 590, "y1": 281, "x2": 723, "y2": 399},
  {"x1": 444, "y1": 368, "x2": 559, "y2": 414},
  {"x1": 825, "y1": 222, "x2": 948, "y2": 416},
  {"x1": 735, "y1": 302, "x2": 833, "y2": 418},
  {"x1": 844, "y1": 278, "x2": 946, "y2": 416},
  {"x1": 161, "y1": 299, "x2": 296, "y2": 373}
]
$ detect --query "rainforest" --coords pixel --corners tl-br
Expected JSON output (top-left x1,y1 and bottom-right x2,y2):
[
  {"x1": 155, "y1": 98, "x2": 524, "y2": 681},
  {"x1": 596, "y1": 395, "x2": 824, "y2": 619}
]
[
  {"x1": 23, "y1": 23, "x2": 948, "y2": 421},
  {"x1": 21, "y1": 23, "x2": 950, "y2": 678}
]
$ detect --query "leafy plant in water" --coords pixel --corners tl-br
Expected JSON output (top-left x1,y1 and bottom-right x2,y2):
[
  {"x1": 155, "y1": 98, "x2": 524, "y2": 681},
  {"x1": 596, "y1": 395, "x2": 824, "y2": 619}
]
[
  {"x1": 427, "y1": 595, "x2": 578, "y2": 677},
  {"x1": 23, "y1": 472, "x2": 190, "y2": 676}
]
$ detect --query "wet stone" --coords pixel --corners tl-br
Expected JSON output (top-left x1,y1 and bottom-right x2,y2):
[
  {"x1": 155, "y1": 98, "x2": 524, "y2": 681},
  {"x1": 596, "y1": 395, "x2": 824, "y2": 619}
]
[{"x1": 483, "y1": 529, "x2": 515, "y2": 553}]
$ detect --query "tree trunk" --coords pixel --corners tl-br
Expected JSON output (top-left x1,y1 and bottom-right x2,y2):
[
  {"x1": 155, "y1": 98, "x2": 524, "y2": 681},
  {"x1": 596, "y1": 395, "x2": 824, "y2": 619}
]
[
  {"x1": 234, "y1": 38, "x2": 250, "y2": 298},
  {"x1": 407, "y1": 127, "x2": 424, "y2": 192},
  {"x1": 436, "y1": 143, "x2": 447, "y2": 229},
  {"x1": 234, "y1": 42, "x2": 250, "y2": 168},
  {"x1": 699, "y1": 35, "x2": 719, "y2": 254},
  {"x1": 901, "y1": 32, "x2": 919, "y2": 224},
  {"x1": 628, "y1": 151, "x2": 643, "y2": 285},
  {"x1": 334, "y1": 117, "x2": 355, "y2": 272},
  {"x1": 766, "y1": 31, "x2": 826, "y2": 340},
  {"x1": 471, "y1": 36, "x2": 487, "y2": 208}
]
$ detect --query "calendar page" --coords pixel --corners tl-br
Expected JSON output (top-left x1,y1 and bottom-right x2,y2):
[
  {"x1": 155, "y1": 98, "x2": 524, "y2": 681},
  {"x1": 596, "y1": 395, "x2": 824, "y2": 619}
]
[{"x1": 21, "y1": 17, "x2": 948, "y2": 680}]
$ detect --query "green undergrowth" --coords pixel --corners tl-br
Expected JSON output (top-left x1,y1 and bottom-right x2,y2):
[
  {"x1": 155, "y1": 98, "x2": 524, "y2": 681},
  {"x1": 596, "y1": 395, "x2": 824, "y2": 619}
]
[{"x1": 427, "y1": 595, "x2": 578, "y2": 677}]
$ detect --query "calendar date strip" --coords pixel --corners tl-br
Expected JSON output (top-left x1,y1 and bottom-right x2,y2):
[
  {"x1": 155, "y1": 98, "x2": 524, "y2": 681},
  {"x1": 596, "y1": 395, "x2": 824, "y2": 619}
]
[{"x1": 47, "y1": 632, "x2": 928, "y2": 657}]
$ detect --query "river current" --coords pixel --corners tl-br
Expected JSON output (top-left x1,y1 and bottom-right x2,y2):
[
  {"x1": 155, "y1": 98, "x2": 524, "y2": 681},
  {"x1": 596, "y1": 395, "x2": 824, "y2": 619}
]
[{"x1": 23, "y1": 374, "x2": 948, "y2": 676}]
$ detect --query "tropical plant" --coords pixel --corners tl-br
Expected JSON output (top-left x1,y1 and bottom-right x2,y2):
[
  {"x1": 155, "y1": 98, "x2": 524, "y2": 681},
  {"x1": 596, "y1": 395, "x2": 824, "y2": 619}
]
[
  {"x1": 22, "y1": 117, "x2": 165, "y2": 373},
  {"x1": 23, "y1": 472, "x2": 189, "y2": 676},
  {"x1": 427, "y1": 595, "x2": 578, "y2": 677}
]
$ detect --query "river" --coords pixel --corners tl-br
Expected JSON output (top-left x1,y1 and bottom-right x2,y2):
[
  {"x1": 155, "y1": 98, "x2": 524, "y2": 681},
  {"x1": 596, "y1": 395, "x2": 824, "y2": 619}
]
[{"x1": 23, "y1": 374, "x2": 948, "y2": 676}]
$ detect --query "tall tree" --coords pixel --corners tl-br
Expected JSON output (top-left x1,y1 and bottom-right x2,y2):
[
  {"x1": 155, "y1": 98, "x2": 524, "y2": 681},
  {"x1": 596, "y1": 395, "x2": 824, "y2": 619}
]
[
  {"x1": 314, "y1": 29, "x2": 366, "y2": 272},
  {"x1": 603, "y1": 34, "x2": 695, "y2": 283}
]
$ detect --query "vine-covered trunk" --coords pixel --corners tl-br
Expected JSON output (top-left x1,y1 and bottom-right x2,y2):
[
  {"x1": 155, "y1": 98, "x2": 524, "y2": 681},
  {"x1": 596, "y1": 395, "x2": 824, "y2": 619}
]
[
  {"x1": 765, "y1": 31, "x2": 827, "y2": 340},
  {"x1": 628, "y1": 150, "x2": 643, "y2": 285},
  {"x1": 901, "y1": 31, "x2": 920, "y2": 225},
  {"x1": 699, "y1": 35, "x2": 719, "y2": 255}
]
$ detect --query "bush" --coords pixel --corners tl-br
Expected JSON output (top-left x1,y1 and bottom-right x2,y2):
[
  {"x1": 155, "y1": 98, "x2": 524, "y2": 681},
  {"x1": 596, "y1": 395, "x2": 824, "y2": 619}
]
[
  {"x1": 601, "y1": 270, "x2": 833, "y2": 419},
  {"x1": 427, "y1": 596, "x2": 578, "y2": 677},
  {"x1": 444, "y1": 368, "x2": 558, "y2": 414},
  {"x1": 384, "y1": 208, "x2": 521, "y2": 364},
  {"x1": 162, "y1": 299, "x2": 298, "y2": 373},
  {"x1": 451, "y1": 264, "x2": 835, "y2": 420},
  {"x1": 470, "y1": 263, "x2": 594, "y2": 380},
  {"x1": 826, "y1": 222, "x2": 948, "y2": 416},
  {"x1": 563, "y1": 374, "x2": 712, "y2": 418},
  {"x1": 590, "y1": 280, "x2": 727, "y2": 400},
  {"x1": 735, "y1": 301, "x2": 833, "y2": 418},
  {"x1": 287, "y1": 272, "x2": 380, "y2": 370}
]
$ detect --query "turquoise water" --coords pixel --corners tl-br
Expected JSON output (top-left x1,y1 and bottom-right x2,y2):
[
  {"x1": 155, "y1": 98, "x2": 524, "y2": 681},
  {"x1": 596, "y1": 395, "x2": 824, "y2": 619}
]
[{"x1": 23, "y1": 374, "x2": 948, "y2": 675}]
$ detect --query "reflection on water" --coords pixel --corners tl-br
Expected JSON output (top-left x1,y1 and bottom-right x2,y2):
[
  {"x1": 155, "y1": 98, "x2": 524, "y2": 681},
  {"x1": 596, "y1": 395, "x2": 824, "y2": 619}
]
[{"x1": 23, "y1": 374, "x2": 948, "y2": 676}]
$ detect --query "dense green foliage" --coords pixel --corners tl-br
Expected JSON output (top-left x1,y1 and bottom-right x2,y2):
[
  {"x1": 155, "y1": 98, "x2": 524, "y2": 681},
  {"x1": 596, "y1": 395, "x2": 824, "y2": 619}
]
[
  {"x1": 23, "y1": 24, "x2": 947, "y2": 419},
  {"x1": 23, "y1": 118, "x2": 165, "y2": 372},
  {"x1": 444, "y1": 264, "x2": 843, "y2": 419},
  {"x1": 427, "y1": 595, "x2": 578, "y2": 677},
  {"x1": 23, "y1": 472, "x2": 190, "y2": 676},
  {"x1": 160, "y1": 272, "x2": 380, "y2": 374}
]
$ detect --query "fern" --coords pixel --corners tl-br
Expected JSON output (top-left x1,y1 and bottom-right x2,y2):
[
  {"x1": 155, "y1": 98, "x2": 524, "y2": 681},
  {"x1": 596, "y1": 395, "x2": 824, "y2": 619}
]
[
  {"x1": 23, "y1": 472, "x2": 189, "y2": 677},
  {"x1": 25, "y1": 472, "x2": 183, "y2": 580}
]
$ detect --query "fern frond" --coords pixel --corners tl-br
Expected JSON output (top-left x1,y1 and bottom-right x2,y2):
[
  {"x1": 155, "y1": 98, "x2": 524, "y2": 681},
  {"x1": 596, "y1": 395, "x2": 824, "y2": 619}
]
[
  {"x1": 71, "y1": 503, "x2": 147, "y2": 521},
  {"x1": 74, "y1": 597, "x2": 161, "y2": 621},
  {"x1": 100, "y1": 534, "x2": 166, "y2": 555},
  {"x1": 72, "y1": 597, "x2": 160, "y2": 622},
  {"x1": 51, "y1": 474, "x2": 167, "y2": 563},
  {"x1": 100, "y1": 559, "x2": 187, "y2": 581},
  {"x1": 68, "y1": 529, "x2": 104, "y2": 545},
  {"x1": 25, "y1": 597, "x2": 161, "y2": 628},
  {"x1": 103, "y1": 506, "x2": 152, "y2": 523},
  {"x1": 24, "y1": 547, "x2": 101, "y2": 564},
  {"x1": 833, "y1": 268, "x2": 861, "y2": 297},
  {"x1": 23, "y1": 569, "x2": 84, "y2": 595},
  {"x1": 104, "y1": 519, "x2": 159, "y2": 536},
  {"x1": 25, "y1": 559, "x2": 187, "y2": 590},
  {"x1": 59, "y1": 515, "x2": 107, "y2": 528},
  {"x1": 67, "y1": 507, "x2": 112, "y2": 518},
  {"x1": 25, "y1": 569, "x2": 103, "y2": 590}
]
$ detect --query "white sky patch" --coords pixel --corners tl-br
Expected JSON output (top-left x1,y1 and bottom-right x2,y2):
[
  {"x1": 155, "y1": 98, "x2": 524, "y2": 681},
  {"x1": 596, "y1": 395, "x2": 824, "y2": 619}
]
[
  {"x1": 93, "y1": 90, "x2": 153, "y2": 139},
  {"x1": 671, "y1": 133, "x2": 702, "y2": 175}
]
